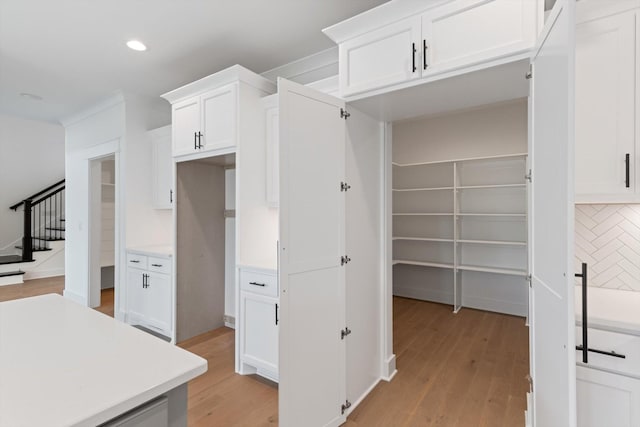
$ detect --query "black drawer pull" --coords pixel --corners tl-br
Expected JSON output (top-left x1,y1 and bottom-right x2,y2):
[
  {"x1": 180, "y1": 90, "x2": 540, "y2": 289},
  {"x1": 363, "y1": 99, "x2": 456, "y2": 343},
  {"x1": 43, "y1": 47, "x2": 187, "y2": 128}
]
[
  {"x1": 625, "y1": 153, "x2": 630, "y2": 188},
  {"x1": 130, "y1": 260, "x2": 140, "y2": 263},
  {"x1": 249, "y1": 281, "x2": 266, "y2": 287},
  {"x1": 151, "y1": 263, "x2": 163, "y2": 267}
]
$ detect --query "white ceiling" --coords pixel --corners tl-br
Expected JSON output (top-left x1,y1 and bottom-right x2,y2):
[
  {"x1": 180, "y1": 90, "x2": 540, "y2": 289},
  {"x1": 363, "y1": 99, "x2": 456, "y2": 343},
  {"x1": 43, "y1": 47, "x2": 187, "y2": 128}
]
[{"x1": 0, "y1": 0, "x2": 388, "y2": 123}]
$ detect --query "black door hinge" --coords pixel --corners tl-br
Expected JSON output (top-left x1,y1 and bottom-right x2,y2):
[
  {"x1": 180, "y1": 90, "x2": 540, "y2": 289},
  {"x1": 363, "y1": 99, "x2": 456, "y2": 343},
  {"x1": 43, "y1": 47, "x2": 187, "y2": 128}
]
[
  {"x1": 340, "y1": 181, "x2": 351, "y2": 192},
  {"x1": 526, "y1": 65, "x2": 533, "y2": 80},
  {"x1": 340, "y1": 108, "x2": 350, "y2": 119},
  {"x1": 525, "y1": 169, "x2": 532, "y2": 183},
  {"x1": 341, "y1": 400, "x2": 352, "y2": 415},
  {"x1": 341, "y1": 327, "x2": 352, "y2": 340},
  {"x1": 341, "y1": 255, "x2": 351, "y2": 266}
]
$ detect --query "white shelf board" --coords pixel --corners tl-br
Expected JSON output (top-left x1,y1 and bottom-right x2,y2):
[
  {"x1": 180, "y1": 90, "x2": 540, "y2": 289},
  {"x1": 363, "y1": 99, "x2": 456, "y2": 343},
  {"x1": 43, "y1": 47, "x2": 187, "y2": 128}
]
[
  {"x1": 393, "y1": 260, "x2": 454, "y2": 269},
  {"x1": 457, "y1": 183, "x2": 526, "y2": 190},
  {"x1": 457, "y1": 213, "x2": 526, "y2": 217},
  {"x1": 393, "y1": 187, "x2": 453, "y2": 192},
  {"x1": 392, "y1": 152, "x2": 528, "y2": 168},
  {"x1": 393, "y1": 213, "x2": 454, "y2": 216},
  {"x1": 458, "y1": 239, "x2": 526, "y2": 246},
  {"x1": 393, "y1": 237, "x2": 454, "y2": 243},
  {"x1": 457, "y1": 264, "x2": 527, "y2": 276}
]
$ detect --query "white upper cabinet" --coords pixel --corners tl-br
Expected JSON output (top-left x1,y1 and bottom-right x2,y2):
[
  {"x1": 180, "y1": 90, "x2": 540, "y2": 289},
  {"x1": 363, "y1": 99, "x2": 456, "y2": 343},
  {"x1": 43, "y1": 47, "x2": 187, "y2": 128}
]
[
  {"x1": 161, "y1": 65, "x2": 275, "y2": 160},
  {"x1": 339, "y1": 16, "x2": 422, "y2": 96},
  {"x1": 575, "y1": 9, "x2": 637, "y2": 202},
  {"x1": 326, "y1": 0, "x2": 542, "y2": 98}
]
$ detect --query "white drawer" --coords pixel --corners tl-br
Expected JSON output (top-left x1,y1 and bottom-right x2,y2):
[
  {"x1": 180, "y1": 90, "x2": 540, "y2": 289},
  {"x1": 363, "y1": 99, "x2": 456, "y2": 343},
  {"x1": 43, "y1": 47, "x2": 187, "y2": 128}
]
[
  {"x1": 240, "y1": 269, "x2": 278, "y2": 298},
  {"x1": 576, "y1": 326, "x2": 640, "y2": 378},
  {"x1": 127, "y1": 253, "x2": 148, "y2": 270},
  {"x1": 147, "y1": 256, "x2": 171, "y2": 275}
]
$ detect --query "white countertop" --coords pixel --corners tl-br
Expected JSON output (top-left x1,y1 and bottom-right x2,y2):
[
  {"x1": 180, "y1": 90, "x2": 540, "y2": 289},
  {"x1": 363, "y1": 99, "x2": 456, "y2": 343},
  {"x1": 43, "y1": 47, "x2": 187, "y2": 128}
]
[
  {"x1": 575, "y1": 285, "x2": 640, "y2": 336},
  {"x1": 127, "y1": 245, "x2": 173, "y2": 257},
  {"x1": 0, "y1": 294, "x2": 206, "y2": 427}
]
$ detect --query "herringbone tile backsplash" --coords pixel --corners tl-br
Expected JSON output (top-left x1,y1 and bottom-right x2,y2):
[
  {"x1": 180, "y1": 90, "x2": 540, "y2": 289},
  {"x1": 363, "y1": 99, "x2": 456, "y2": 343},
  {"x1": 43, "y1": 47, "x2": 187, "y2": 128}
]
[{"x1": 575, "y1": 204, "x2": 640, "y2": 291}]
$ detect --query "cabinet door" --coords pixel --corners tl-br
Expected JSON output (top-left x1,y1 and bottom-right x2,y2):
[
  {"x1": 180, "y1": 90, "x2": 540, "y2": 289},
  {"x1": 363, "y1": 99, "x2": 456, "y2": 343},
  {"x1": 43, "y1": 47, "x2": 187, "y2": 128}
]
[
  {"x1": 422, "y1": 0, "x2": 538, "y2": 73},
  {"x1": 577, "y1": 366, "x2": 640, "y2": 427},
  {"x1": 528, "y1": 1, "x2": 575, "y2": 425},
  {"x1": 201, "y1": 83, "x2": 237, "y2": 152},
  {"x1": 278, "y1": 79, "x2": 346, "y2": 427},
  {"x1": 127, "y1": 268, "x2": 146, "y2": 323},
  {"x1": 575, "y1": 11, "x2": 636, "y2": 200},
  {"x1": 339, "y1": 16, "x2": 421, "y2": 97},
  {"x1": 144, "y1": 272, "x2": 172, "y2": 334},
  {"x1": 241, "y1": 292, "x2": 278, "y2": 374},
  {"x1": 152, "y1": 132, "x2": 173, "y2": 209},
  {"x1": 172, "y1": 98, "x2": 200, "y2": 156}
]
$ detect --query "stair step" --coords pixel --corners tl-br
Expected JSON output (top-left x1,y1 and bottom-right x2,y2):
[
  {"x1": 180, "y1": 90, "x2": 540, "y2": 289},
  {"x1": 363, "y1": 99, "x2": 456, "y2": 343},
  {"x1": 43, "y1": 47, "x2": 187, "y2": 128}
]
[
  {"x1": 33, "y1": 237, "x2": 65, "y2": 242},
  {"x1": 0, "y1": 255, "x2": 34, "y2": 265},
  {"x1": 45, "y1": 227, "x2": 66, "y2": 232},
  {"x1": 0, "y1": 270, "x2": 25, "y2": 278},
  {"x1": 15, "y1": 246, "x2": 52, "y2": 252},
  {"x1": 60, "y1": 218, "x2": 65, "y2": 222}
]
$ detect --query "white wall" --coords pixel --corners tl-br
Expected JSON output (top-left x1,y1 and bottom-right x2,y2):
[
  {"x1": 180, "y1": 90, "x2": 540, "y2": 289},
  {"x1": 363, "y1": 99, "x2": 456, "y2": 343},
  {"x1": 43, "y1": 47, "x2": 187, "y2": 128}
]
[
  {"x1": 0, "y1": 114, "x2": 65, "y2": 253},
  {"x1": 63, "y1": 93, "x2": 171, "y2": 316}
]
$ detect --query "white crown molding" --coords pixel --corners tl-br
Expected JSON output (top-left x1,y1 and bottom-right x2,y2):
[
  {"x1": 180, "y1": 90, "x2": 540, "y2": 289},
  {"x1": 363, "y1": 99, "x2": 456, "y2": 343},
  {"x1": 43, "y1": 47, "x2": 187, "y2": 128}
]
[{"x1": 261, "y1": 47, "x2": 338, "y2": 84}]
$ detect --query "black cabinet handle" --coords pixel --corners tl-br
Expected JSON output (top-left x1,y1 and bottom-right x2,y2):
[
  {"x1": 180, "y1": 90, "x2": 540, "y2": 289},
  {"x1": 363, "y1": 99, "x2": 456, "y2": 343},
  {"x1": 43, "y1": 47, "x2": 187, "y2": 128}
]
[
  {"x1": 151, "y1": 263, "x2": 163, "y2": 267},
  {"x1": 197, "y1": 132, "x2": 203, "y2": 149},
  {"x1": 130, "y1": 260, "x2": 140, "y2": 264},
  {"x1": 575, "y1": 263, "x2": 588, "y2": 364},
  {"x1": 275, "y1": 303, "x2": 279, "y2": 325},
  {"x1": 249, "y1": 281, "x2": 266, "y2": 287},
  {"x1": 423, "y1": 40, "x2": 428, "y2": 70},
  {"x1": 626, "y1": 153, "x2": 630, "y2": 188},
  {"x1": 142, "y1": 273, "x2": 147, "y2": 288},
  {"x1": 412, "y1": 43, "x2": 417, "y2": 73},
  {"x1": 170, "y1": 189, "x2": 173, "y2": 203},
  {"x1": 194, "y1": 132, "x2": 197, "y2": 150}
]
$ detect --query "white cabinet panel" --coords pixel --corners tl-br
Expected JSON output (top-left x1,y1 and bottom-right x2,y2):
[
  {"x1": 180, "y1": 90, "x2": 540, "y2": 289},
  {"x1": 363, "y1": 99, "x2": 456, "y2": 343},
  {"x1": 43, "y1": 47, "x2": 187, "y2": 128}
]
[
  {"x1": 422, "y1": 0, "x2": 537, "y2": 73},
  {"x1": 145, "y1": 272, "x2": 172, "y2": 333},
  {"x1": 575, "y1": 11, "x2": 636, "y2": 201},
  {"x1": 240, "y1": 292, "x2": 278, "y2": 375},
  {"x1": 339, "y1": 16, "x2": 421, "y2": 96},
  {"x1": 172, "y1": 98, "x2": 200, "y2": 156},
  {"x1": 577, "y1": 365, "x2": 640, "y2": 427},
  {"x1": 127, "y1": 268, "x2": 146, "y2": 322},
  {"x1": 265, "y1": 102, "x2": 279, "y2": 207},
  {"x1": 201, "y1": 83, "x2": 237, "y2": 152}
]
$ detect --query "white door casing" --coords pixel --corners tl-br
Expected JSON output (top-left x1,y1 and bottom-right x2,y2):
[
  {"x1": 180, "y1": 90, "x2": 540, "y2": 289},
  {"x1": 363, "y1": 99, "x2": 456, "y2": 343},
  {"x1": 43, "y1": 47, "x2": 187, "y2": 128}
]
[
  {"x1": 528, "y1": 0, "x2": 576, "y2": 426},
  {"x1": 278, "y1": 78, "x2": 347, "y2": 427}
]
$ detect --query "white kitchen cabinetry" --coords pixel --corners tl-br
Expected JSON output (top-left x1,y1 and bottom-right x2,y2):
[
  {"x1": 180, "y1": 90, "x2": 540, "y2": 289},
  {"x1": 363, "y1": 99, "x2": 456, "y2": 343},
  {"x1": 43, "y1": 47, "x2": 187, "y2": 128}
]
[
  {"x1": 575, "y1": 8, "x2": 638, "y2": 203},
  {"x1": 327, "y1": 0, "x2": 541, "y2": 97},
  {"x1": 126, "y1": 248, "x2": 172, "y2": 339},
  {"x1": 163, "y1": 65, "x2": 274, "y2": 161},
  {"x1": 238, "y1": 267, "x2": 278, "y2": 381},
  {"x1": 262, "y1": 95, "x2": 279, "y2": 207},
  {"x1": 577, "y1": 366, "x2": 640, "y2": 427},
  {"x1": 149, "y1": 125, "x2": 173, "y2": 209}
]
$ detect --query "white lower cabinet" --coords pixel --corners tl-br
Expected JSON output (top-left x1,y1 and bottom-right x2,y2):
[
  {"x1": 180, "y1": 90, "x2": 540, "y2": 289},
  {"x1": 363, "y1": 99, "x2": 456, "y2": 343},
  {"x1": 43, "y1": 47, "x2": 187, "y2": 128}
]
[
  {"x1": 577, "y1": 365, "x2": 640, "y2": 427},
  {"x1": 126, "y1": 250, "x2": 173, "y2": 339},
  {"x1": 238, "y1": 267, "x2": 278, "y2": 381}
]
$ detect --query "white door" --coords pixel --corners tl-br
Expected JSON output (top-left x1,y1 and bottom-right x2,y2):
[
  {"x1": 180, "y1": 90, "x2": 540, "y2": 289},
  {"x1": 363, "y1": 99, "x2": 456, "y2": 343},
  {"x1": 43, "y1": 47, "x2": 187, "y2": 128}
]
[
  {"x1": 127, "y1": 268, "x2": 145, "y2": 322},
  {"x1": 574, "y1": 11, "x2": 636, "y2": 199},
  {"x1": 145, "y1": 272, "x2": 171, "y2": 334},
  {"x1": 201, "y1": 83, "x2": 237, "y2": 152},
  {"x1": 172, "y1": 98, "x2": 200, "y2": 156},
  {"x1": 339, "y1": 16, "x2": 421, "y2": 97},
  {"x1": 528, "y1": 0, "x2": 576, "y2": 426},
  {"x1": 241, "y1": 292, "x2": 278, "y2": 374},
  {"x1": 278, "y1": 78, "x2": 346, "y2": 427}
]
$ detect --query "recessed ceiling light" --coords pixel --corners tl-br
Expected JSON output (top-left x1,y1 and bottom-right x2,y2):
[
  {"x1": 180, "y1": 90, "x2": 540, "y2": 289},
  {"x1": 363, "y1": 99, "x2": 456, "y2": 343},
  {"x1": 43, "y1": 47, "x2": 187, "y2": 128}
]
[
  {"x1": 20, "y1": 92, "x2": 43, "y2": 101},
  {"x1": 126, "y1": 40, "x2": 147, "y2": 51}
]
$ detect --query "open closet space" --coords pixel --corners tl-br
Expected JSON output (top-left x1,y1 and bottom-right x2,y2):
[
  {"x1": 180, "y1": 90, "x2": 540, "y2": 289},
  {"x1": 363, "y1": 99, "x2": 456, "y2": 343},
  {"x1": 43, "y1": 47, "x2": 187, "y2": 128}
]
[{"x1": 175, "y1": 153, "x2": 235, "y2": 343}]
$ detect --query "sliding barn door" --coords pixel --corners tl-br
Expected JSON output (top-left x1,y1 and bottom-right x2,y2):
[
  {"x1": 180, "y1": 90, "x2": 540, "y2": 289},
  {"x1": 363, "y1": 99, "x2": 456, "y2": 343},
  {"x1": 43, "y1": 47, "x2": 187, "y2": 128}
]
[
  {"x1": 529, "y1": 0, "x2": 576, "y2": 425},
  {"x1": 278, "y1": 78, "x2": 347, "y2": 427}
]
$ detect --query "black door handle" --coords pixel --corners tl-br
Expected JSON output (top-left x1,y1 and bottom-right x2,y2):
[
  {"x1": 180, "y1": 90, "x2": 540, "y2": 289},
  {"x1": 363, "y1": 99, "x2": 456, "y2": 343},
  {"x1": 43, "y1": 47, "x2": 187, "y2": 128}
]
[
  {"x1": 275, "y1": 303, "x2": 279, "y2": 325},
  {"x1": 625, "y1": 153, "x2": 630, "y2": 188},
  {"x1": 197, "y1": 132, "x2": 203, "y2": 149},
  {"x1": 575, "y1": 263, "x2": 588, "y2": 364},
  {"x1": 423, "y1": 40, "x2": 428, "y2": 70},
  {"x1": 194, "y1": 132, "x2": 197, "y2": 150},
  {"x1": 412, "y1": 43, "x2": 417, "y2": 73}
]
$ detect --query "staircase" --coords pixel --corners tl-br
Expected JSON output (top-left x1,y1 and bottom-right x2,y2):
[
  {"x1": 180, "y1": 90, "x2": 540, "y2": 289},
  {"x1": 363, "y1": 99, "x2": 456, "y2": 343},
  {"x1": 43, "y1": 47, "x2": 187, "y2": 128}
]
[{"x1": 1, "y1": 180, "x2": 65, "y2": 285}]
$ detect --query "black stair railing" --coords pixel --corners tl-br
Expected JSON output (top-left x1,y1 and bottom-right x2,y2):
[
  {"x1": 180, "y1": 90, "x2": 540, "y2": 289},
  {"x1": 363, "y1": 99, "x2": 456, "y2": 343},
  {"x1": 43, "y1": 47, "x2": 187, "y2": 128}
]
[{"x1": 10, "y1": 179, "x2": 65, "y2": 262}]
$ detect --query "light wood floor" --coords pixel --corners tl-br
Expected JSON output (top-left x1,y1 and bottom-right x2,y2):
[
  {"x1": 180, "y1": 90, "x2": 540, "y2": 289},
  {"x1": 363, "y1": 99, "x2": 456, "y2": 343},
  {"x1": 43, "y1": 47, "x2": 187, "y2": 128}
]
[{"x1": 0, "y1": 277, "x2": 529, "y2": 426}]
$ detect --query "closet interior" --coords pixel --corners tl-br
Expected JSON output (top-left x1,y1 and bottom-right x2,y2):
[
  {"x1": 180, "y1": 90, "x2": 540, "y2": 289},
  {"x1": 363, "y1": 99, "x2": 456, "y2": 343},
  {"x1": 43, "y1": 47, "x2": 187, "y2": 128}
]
[
  {"x1": 175, "y1": 153, "x2": 236, "y2": 342},
  {"x1": 390, "y1": 99, "x2": 529, "y2": 317}
]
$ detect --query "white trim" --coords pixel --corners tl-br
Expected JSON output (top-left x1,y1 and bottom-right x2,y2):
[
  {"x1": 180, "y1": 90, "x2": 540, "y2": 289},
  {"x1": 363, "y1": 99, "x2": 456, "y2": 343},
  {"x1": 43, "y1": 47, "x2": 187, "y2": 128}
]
[
  {"x1": 261, "y1": 47, "x2": 339, "y2": 84},
  {"x1": 23, "y1": 268, "x2": 65, "y2": 280},
  {"x1": 381, "y1": 355, "x2": 397, "y2": 382},
  {"x1": 345, "y1": 377, "x2": 382, "y2": 416},
  {"x1": 63, "y1": 288, "x2": 86, "y2": 305},
  {"x1": 392, "y1": 152, "x2": 527, "y2": 167}
]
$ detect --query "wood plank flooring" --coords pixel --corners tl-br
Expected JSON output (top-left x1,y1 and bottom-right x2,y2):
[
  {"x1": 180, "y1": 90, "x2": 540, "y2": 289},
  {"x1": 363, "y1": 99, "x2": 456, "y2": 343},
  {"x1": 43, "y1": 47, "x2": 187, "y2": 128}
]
[{"x1": 0, "y1": 278, "x2": 528, "y2": 426}]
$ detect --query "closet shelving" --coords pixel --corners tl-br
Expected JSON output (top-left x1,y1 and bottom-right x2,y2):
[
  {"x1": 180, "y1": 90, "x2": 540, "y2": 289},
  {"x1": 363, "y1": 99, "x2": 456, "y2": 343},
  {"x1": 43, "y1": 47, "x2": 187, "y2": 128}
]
[{"x1": 392, "y1": 153, "x2": 528, "y2": 312}]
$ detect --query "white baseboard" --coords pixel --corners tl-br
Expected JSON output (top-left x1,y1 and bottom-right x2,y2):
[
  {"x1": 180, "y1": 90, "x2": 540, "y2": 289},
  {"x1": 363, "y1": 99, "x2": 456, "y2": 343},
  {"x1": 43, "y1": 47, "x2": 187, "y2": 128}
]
[
  {"x1": 393, "y1": 286, "x2": 453, "y2": 305},
  {"x1": 382, "y1": 354, "x2": 397, "y2": 381},
  {"x1": 462, "y1": 295, "x2": 527, "y2": 317},
  {"x1": 24, "y1": 268, "x2": 64, "y2": 281},
  {"x1": 0, "y1": 274, "x2": 24, "y2": 286},
  {"x1": 63, "y1": 289, "x2": 86, "y2": 305},
  {"x1": 346, "y1": 377, "x2": 382, "y2": 417}
]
